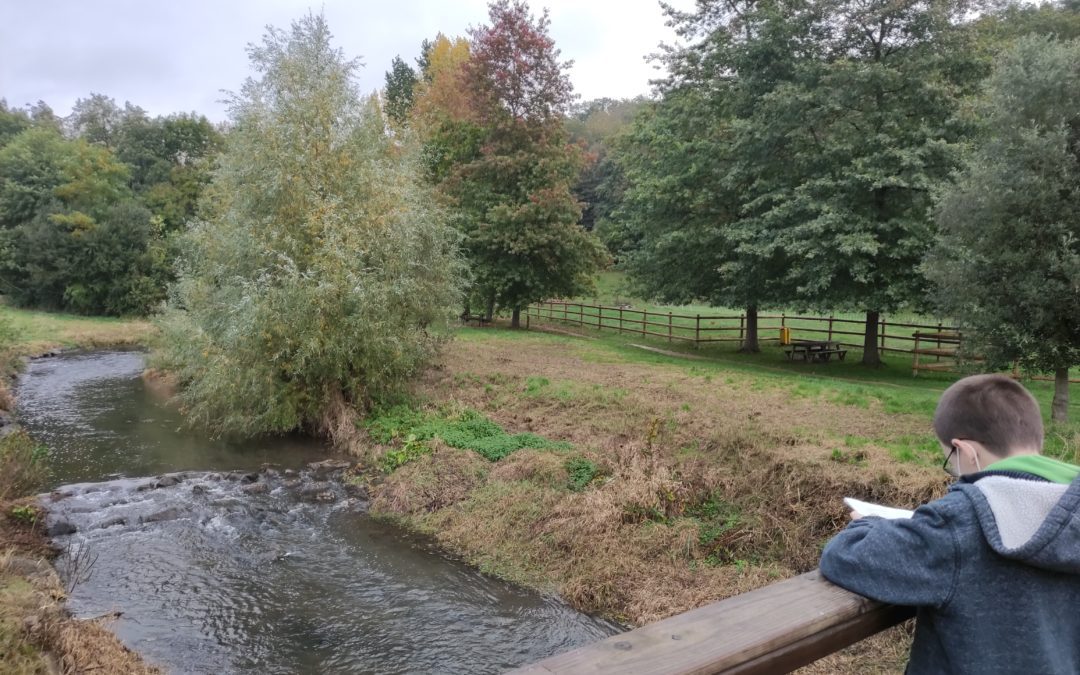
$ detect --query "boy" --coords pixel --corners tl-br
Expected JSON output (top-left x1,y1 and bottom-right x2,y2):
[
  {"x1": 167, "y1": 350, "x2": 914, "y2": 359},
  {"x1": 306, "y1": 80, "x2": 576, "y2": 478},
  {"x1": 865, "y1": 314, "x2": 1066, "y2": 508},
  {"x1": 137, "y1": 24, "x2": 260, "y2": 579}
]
[{"x1": 820, "y1": 374, "x2": 1080, "y2": 674}]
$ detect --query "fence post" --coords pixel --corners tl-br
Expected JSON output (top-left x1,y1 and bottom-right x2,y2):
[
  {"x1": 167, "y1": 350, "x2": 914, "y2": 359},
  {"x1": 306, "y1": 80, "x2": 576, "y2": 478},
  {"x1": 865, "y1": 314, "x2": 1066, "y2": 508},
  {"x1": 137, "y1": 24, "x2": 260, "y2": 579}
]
[
  {"x1": 526, "y1": 314, "x2": 530, "y2": 330},
  {"x1": 739, "y1": 314, "x2": 745, "y2": 344},
  {"x1": 668, "y1": 312, "x2": 673, "y2": 342},
  {"x1": 828, "y1": 315, "x2": 835, "y2": 343},
  {"x1": 642, "y1": 311, "x2": 647, "y2": 337},
  {"x1": 619, "y1": 307, "x2": 624, "y2": 334},
  {"x1": 597, "y1": 305, "x2": 602, "y2": 331},
  {"x1": 880, "y1": 318, "x2": 887, "y2": 351},
  {"x1": 695, "y1": 315, "x2": 701, "y2": 345},
  {"x1": 936, "y1": 321, "x2": 943, "y2": 363}
]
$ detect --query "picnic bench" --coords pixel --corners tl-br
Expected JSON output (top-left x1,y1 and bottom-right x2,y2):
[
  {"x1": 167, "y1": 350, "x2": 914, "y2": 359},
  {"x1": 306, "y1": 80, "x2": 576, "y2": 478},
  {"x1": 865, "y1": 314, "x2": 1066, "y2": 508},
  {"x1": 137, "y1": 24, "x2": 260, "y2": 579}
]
[
  {"x1": 784, "y1": 340, "x2": 847, "y2": 363},
  {"x1": 461, "y1": 313, "x2": 492, "y2": 327}
]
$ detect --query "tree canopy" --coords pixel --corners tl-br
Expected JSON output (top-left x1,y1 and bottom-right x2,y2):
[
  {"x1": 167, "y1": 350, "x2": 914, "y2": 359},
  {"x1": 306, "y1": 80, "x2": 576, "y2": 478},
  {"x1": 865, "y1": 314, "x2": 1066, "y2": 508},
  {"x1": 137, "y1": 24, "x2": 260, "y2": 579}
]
[
  {"x1": 155, "y1": 13, "x2": 464, "y2": 436},
  {"x1": 928, "y1": 35, "x2": 1080, "y2": 422}
]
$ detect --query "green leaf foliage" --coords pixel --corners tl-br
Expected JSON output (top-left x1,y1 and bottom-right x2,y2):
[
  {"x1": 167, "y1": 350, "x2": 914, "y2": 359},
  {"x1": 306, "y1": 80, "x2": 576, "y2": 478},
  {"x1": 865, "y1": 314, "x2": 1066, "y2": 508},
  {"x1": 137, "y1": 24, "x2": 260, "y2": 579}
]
[
  {"x1": 365, "y1": 407, "x2": 571, "y2": 465},
  {"x1": 928, "y1": 36, "x2": 1080, "y2": 381},
  {"x1": 444, "y1": 0, "x2": 609, "y2": 321},
  {"x1": 0, "y1": 126, "x2": 170, "y2": 314},
  {"x1": 154, "y1": 13, "x2": 465, "y2": 436}
]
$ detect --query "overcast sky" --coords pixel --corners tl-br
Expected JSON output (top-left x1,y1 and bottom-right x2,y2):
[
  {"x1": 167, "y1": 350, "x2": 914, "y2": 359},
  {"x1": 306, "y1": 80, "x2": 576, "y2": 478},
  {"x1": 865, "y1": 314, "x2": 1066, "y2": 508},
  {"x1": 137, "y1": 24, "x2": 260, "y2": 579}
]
[{"x1": 1, "y1": 0, "x2": 694, "y2": 122}]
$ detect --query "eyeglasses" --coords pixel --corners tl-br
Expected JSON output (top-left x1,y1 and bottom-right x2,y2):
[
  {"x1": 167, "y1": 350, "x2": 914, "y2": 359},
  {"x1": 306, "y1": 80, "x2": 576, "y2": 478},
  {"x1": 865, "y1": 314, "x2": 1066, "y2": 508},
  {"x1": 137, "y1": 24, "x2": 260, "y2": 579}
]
[{"x1": 943, "y1": 445, "x2": 958, "y2": 476}]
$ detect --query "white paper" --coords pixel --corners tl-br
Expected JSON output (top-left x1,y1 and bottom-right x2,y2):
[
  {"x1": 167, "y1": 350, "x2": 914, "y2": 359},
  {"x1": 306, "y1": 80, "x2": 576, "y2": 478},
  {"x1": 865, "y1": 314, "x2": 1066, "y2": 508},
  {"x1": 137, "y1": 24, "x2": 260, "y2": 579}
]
[{"x1": 844, "y1": 497, "x2": 914, "y2": 520}]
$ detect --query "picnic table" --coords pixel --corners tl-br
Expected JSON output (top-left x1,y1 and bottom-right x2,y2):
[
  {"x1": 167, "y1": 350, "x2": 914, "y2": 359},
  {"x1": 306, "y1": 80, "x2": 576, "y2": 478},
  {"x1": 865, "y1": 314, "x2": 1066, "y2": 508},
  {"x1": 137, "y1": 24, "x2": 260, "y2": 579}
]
[
  {"x1": 784, "y1": 340, "x2": 848, "y2": 363},
  {"x1": 461, "y1": 313, "x2": 493, "y2": 327}
]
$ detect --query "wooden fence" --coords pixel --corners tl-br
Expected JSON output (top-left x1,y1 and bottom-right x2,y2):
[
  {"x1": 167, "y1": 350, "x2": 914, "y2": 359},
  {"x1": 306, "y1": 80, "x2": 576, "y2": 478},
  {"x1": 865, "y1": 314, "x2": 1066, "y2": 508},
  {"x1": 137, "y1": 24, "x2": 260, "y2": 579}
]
[
  {"x1": 526, "y1": 301, "x2": 958, "y2": 357},
  {"x1": 509, "y1": 570, "x2": 914, "y2": 674}
]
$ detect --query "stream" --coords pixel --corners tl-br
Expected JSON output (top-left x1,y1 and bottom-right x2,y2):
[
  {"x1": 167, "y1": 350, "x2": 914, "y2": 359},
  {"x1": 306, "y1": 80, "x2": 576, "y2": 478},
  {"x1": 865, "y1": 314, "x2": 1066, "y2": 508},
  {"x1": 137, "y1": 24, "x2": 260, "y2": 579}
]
[{"x1": 17, "y1": 350, "x2": 620, "y2": 674}]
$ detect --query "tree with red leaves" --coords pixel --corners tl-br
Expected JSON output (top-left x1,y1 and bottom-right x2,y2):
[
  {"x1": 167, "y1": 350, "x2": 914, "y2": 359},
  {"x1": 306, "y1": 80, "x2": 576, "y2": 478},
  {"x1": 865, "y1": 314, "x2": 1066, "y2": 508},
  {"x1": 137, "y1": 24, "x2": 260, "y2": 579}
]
[{"x1": 446, "y1": 0, "x2": 606, "y2": 327}]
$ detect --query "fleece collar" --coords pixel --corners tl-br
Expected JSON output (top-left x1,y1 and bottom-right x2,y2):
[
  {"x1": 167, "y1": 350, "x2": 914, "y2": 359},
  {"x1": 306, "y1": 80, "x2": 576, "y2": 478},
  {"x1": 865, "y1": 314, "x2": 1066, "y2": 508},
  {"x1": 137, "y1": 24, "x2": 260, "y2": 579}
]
[
  {"x1": 985, "y1": 455, "x2": 1080, "y2": 485},
  {"x1": 956, "y1": 475, "x2": 1080, "y2": 573}
]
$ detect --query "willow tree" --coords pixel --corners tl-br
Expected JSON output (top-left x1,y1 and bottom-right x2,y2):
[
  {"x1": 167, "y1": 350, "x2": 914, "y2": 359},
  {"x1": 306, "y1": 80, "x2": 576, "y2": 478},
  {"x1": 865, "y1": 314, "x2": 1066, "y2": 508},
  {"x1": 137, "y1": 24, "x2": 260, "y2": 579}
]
[
  {"x1": 928, "y1": 36, "x2": 1080, "y2": 423},
  {"x1": 156, "y1": 14, "x2": 464, "y2": 437}
]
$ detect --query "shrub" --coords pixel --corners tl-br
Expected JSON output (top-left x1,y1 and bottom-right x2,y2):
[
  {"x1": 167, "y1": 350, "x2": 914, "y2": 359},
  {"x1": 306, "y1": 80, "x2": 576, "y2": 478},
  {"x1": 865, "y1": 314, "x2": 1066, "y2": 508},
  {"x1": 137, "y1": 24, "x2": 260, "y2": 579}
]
[{"x1": 154, "y1": 15, "x2": 464, "y2": 436}]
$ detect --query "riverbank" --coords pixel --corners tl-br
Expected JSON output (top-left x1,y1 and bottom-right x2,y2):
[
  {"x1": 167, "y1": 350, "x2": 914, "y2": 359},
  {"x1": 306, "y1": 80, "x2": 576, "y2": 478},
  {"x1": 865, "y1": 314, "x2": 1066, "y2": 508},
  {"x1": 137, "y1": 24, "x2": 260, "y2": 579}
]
[
  {"x1": 0, "y1": 306, "x2": 158, "y2": 674},
  {"x1": 356, "y1": 326, "x2": 1078, "y2": 673}
]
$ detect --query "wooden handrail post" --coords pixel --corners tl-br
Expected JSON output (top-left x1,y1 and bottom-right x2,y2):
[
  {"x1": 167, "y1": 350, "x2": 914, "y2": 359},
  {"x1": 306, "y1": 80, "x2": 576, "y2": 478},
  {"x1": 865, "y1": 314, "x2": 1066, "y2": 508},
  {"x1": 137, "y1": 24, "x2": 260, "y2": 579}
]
[
  {"x1": 668, "y1": 312, "x2": 673, "y2": 342},
  {"x1": 828, "y1": 315, "x2": 834, "y2": 343},
  {"x1": 695, "y1": 315, "x2": 701, "y2": 345},
  {"x1": 619, "y1": 307, "x2": 624, "y2": 334},
  {"x1": 509, "y1": 570, "x2": 914, "y2": 675},
  {"x1": 739, "y1": 314, "x2": 745, "y2": 344},
  {"x1": 880, "y1": 318, "x2": 886, "y2": 351}
]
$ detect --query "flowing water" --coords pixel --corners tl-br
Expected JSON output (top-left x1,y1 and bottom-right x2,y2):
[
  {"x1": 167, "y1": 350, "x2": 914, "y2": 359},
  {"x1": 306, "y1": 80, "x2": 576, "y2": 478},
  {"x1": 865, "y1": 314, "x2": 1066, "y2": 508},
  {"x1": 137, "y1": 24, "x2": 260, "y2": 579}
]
[{"x1": 17, "y1": 350, "x2": 620, "y2": 674}]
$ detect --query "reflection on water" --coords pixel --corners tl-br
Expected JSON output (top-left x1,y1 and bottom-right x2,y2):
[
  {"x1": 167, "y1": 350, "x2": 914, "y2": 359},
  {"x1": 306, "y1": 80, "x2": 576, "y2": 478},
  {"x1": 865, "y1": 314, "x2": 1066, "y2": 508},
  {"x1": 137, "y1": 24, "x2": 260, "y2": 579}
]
[
  {"x1": 17, "y1": 350, "x2": 330, "y2": 487},
  {"x1": 20, "y1": 351, "x2": 621, "y2": 673}
]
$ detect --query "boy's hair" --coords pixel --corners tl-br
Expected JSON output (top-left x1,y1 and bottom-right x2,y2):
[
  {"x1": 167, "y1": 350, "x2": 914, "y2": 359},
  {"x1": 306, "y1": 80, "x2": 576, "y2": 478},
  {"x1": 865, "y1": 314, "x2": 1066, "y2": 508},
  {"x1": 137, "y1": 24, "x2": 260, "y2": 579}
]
[{"x1": 933, "y1": 374, "x2": 1044, "y2": 457}]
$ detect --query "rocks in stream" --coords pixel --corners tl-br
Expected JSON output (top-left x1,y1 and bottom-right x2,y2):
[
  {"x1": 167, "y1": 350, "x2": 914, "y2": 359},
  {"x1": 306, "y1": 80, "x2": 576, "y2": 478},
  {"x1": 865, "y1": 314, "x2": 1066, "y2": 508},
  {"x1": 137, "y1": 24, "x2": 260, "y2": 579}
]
[
  {"x1": 47, "y1": 519, "x2": 77, "y2": 536},
  {"x1": 298, "y1": 481, "x2": 338, "y2": 503},
  {"x1": 95, "y1": 515, "x2": 127, "y2": 529},
  {"x1": 306, "y1": 459, "x2": 352, "y2": 479},
  {"x1": 42, "y1": 461, "x2": 369, "y2": 543},
  {"x1": 225, "y1": 471, "x2": 260, "y2": 484},
  {"x1": 241, "y1": 482, "x2": 270, "y2": 495},
  {"x1": 141, "y1": 506, "x2": 183, "y2": 524}
]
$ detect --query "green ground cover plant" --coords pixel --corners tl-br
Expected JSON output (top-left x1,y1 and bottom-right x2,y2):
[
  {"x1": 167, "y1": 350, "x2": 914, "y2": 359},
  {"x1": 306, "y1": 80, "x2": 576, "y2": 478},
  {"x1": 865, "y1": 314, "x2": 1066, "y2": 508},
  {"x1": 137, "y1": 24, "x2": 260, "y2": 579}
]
[{"x1": 365, "y1": 407, "x2": 572, "y2": 467}]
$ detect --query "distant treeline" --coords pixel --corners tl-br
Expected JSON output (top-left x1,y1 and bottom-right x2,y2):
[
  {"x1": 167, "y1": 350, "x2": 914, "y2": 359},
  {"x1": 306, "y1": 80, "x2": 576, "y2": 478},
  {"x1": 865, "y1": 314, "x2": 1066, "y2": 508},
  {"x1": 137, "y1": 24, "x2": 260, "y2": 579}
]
[{"x1": 0, "y1": 96, "x2": 222, "y2": 315}]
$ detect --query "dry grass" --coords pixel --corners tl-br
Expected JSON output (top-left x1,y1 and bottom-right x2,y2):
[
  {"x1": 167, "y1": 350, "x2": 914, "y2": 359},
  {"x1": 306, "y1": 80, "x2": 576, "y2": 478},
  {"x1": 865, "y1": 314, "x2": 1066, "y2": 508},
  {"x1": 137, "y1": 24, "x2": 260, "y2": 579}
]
[
  {"x1": 372, "y1": 444, "x2": 491, "y2": 516},
  {"x1": 366, "y1": 333, "x2": 949, "y2": 673},
  {"x1": 0, "y1": 511, "x2": 159, "y2": 674}
]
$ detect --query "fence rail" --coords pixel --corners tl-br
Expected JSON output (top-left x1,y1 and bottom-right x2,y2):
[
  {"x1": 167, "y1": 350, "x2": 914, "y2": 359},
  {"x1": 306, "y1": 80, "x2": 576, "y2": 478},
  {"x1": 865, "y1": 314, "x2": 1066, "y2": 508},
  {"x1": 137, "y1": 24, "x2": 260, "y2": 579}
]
[
  {"x1": 526, "y1": 301, "x2": 957, "y2": 357},
  {"x1": 509, "y1": 570, "x2": 914, "y2": 675}
]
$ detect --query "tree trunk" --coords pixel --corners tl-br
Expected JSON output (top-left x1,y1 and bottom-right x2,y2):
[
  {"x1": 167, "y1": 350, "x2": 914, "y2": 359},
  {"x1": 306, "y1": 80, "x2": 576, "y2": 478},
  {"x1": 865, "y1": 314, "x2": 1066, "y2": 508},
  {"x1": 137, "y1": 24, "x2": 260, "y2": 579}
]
[
  {"x1": 511, "y1": 306, "x2": 521, "y2": 329},
  {"x1": 739, "y1": 304, "x2": 760, "y2": 353},
  {"x1": 485, "y1": 296, "x2": 495, "y2": 322},
  {"x1": 862, "y1": 310, "x2": 882, "y2": 366},
  {"x1": 1052, "y1": 367, "x2": 1069, "y2": 424}
]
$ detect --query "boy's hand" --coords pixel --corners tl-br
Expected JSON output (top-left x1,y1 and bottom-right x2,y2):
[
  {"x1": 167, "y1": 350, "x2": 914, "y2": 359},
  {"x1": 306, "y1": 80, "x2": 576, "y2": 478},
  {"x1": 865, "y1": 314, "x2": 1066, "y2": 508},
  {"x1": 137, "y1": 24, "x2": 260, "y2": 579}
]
[{"x1": 849, "y1": 510, "x2": 863, "y2": 520}]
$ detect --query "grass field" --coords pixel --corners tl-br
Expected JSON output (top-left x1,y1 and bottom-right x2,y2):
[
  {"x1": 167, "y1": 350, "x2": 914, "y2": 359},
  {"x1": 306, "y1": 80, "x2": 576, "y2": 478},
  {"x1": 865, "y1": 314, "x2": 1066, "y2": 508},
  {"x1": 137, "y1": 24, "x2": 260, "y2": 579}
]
[
  {"x1": 365, "y1": 324, "x2": 1078, "y2": 673},
  {"x1": 546, "y1": 271, "x2": 973, "y2": 356},
  {"x1": 0, "y1": 304, "x2": 156, "y2": 356}
]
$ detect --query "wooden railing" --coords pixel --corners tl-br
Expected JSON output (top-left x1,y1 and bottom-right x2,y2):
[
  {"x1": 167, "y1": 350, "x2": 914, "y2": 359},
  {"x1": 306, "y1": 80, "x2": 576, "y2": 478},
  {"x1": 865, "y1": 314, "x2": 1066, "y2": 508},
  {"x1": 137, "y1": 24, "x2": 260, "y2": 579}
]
[
  {"x1": 527, "y1": 301, "x2": 957, "y2": 356},
  {"x1": 509, "y1": 570, "x2": 914, "y2": 675}
]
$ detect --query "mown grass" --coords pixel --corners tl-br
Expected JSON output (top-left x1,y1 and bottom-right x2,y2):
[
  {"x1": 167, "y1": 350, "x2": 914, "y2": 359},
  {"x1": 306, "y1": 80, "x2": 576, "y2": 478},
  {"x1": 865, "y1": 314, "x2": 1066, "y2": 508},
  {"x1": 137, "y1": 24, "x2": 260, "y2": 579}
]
[
  {"x1": 0, "y1": 304, "x2": 156, "y2": 354},
  {"x1": 455, "y1": 325, "x2": 1080, "y2": 465}
]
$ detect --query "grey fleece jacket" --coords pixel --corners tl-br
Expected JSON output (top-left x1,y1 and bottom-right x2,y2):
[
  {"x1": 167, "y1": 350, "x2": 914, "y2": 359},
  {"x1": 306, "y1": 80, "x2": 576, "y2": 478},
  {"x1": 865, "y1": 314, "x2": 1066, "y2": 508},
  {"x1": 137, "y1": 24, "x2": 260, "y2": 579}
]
[{"x1": 820, "y1": 472, "x2": 1080, "y2": 674}]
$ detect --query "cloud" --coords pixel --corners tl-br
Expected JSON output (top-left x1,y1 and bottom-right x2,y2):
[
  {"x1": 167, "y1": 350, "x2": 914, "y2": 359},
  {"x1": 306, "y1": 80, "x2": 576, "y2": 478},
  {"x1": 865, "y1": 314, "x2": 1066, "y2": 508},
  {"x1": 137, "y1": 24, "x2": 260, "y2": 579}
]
[{"x1": 1, "y1": 0, "x2": 691, "y2": 120}]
